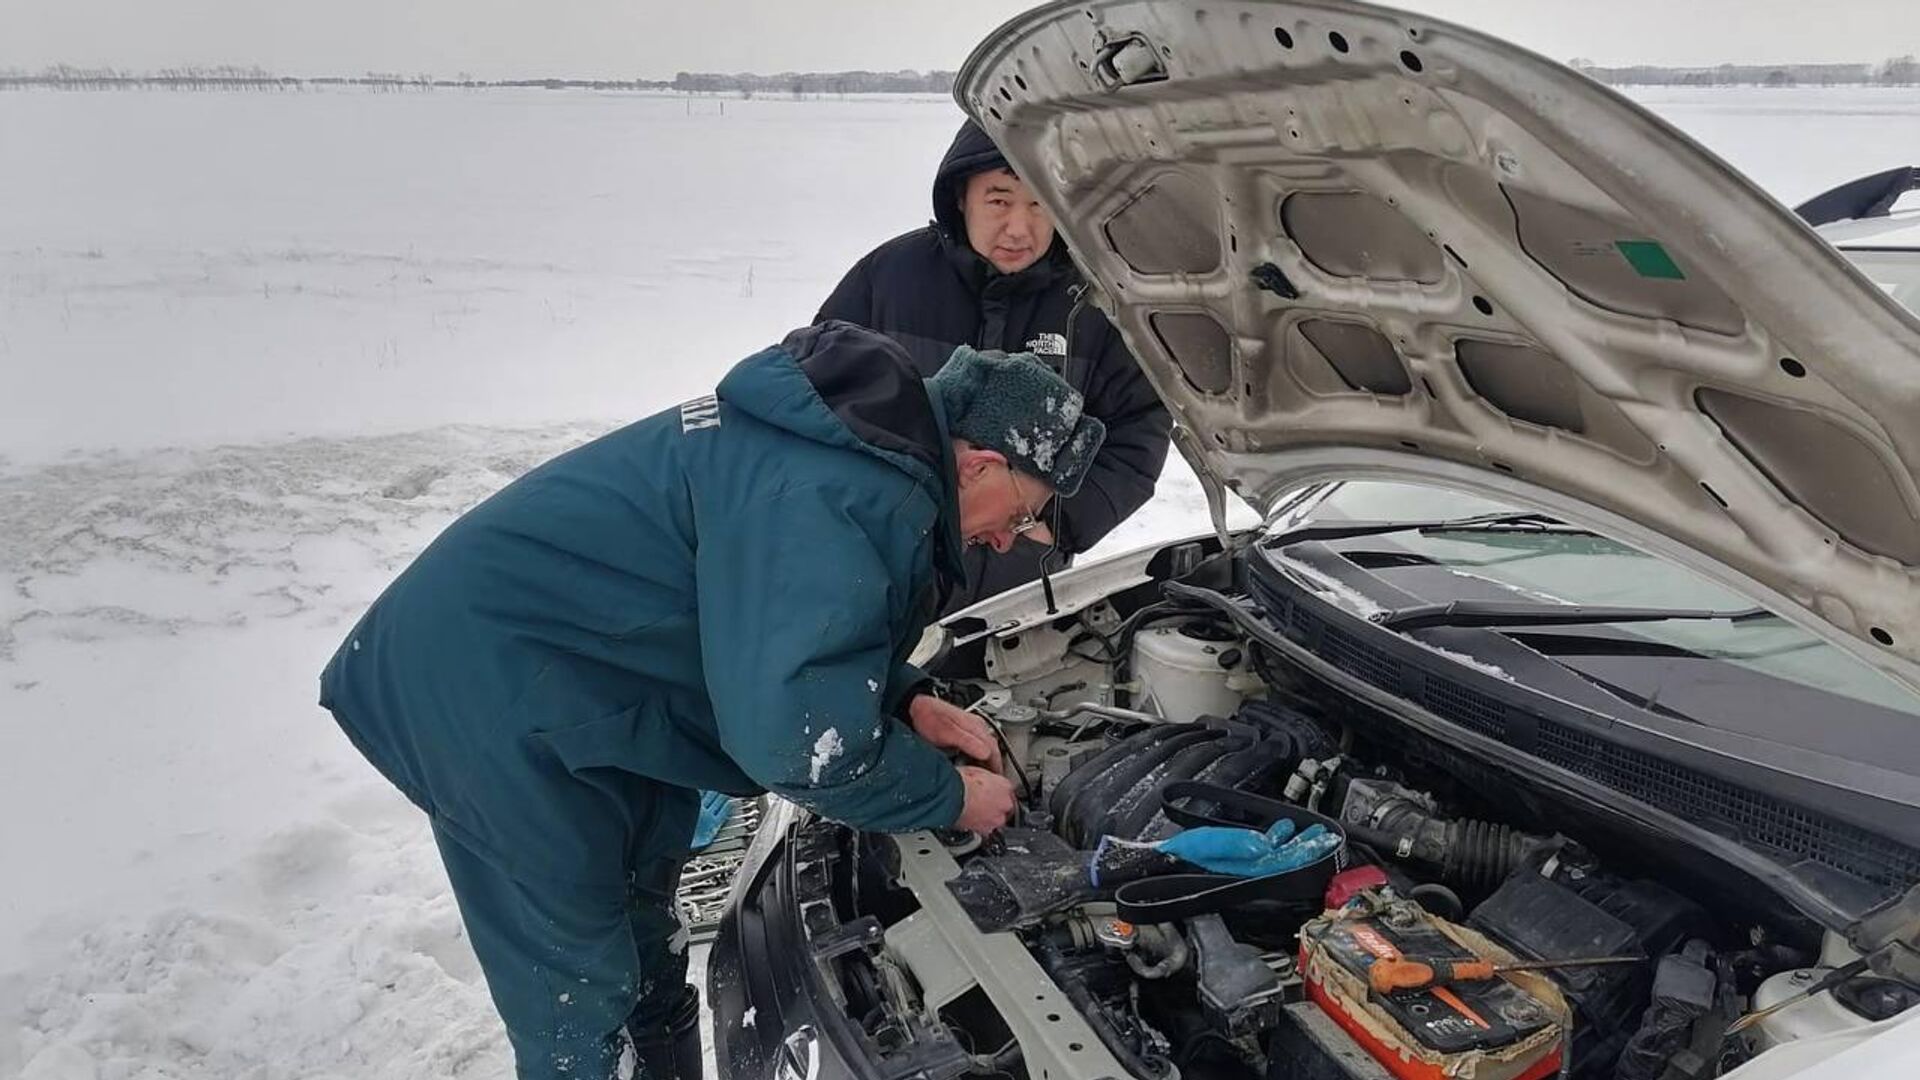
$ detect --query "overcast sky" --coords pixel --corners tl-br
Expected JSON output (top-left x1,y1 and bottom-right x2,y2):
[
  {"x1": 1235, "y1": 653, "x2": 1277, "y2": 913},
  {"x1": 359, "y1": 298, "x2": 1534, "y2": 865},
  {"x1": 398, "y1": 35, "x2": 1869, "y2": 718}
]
[{"x1": 3, "y1": 1, "x2": 1916, "y2": 78}]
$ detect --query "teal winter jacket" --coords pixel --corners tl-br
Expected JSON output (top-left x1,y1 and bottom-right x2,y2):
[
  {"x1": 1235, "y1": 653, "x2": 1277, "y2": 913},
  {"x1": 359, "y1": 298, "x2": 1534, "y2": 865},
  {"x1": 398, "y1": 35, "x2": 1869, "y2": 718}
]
[{"x1": 319, "y1": 323, "x2": 969, "y2": 886}]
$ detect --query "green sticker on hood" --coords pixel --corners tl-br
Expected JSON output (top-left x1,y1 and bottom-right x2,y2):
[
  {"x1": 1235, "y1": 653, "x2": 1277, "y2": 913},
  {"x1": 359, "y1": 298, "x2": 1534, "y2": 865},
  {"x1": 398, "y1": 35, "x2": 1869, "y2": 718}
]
[{"x1": 1615, "y1": 239, "x2": 1686, "y2": 280}]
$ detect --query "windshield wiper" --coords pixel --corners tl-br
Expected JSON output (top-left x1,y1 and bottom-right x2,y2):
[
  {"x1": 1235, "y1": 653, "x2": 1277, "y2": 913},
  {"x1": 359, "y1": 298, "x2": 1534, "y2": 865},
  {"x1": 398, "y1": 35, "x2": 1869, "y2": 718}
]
[
  {"x1": 1264, "y1": 511, "x2": 1595, "y2": 548},
  {"x1": 1374, "y1": 598, "x2": 1774, "y2": 632}
]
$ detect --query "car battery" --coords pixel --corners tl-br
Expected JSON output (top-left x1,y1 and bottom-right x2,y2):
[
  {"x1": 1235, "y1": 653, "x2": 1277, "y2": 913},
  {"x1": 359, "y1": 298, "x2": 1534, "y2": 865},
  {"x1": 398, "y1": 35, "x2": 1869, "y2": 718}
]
[{"x1": 1297, "y1": 895, "x2": 1570, "y2": 1080}]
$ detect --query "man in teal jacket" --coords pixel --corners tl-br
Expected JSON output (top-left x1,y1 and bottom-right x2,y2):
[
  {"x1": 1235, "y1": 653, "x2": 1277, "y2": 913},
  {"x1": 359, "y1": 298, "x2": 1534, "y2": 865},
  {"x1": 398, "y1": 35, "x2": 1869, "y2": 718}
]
[{"x1": 319, "y1": 321, "x2": 1106, "y2": 1080}]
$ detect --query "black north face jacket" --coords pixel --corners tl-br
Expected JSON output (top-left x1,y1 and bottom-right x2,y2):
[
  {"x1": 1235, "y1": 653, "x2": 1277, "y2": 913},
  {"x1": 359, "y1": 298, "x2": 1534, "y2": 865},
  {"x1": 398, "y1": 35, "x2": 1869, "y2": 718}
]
[{"x1": 817, "y1": 119, "x2": 1173, "y2": 611}]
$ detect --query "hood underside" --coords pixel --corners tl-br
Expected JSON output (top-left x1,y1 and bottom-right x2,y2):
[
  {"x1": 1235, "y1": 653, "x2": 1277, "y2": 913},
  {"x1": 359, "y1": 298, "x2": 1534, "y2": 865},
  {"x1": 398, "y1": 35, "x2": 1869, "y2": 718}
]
[{"x1": 957, "y1": 0, "x2": 1920, "y2": 691}]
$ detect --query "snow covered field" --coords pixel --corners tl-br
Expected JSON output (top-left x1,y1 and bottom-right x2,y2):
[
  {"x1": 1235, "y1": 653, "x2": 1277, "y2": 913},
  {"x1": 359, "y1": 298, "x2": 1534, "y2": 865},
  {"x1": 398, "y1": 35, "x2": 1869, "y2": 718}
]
[{"x1": 4, "y1": 85, "x2": 1920, "y2": 1078}]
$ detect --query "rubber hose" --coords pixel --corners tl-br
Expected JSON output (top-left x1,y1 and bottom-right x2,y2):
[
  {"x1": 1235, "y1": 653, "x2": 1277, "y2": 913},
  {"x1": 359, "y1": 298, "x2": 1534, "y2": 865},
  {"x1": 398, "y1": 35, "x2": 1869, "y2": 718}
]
[
  {"x1": 1446, "y1": 818, "x2": 1545, "y2": 891},
  {"x1": 1345, "y1": 804, "x2": 1552, "y2": 890},
  {"x1": 1408, "y1": 883, "x2": 1465, "y2": 921},
  {"x1": 1126, "y1": 923, "x2": 1191, "y2": 980}
]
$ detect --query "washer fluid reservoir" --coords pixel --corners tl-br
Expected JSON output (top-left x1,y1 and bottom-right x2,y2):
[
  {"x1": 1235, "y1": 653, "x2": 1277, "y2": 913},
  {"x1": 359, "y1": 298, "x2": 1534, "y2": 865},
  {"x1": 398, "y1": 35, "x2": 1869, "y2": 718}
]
[{"x1": 1131, "y1": 619, "x2": 1251, "y2": 723}]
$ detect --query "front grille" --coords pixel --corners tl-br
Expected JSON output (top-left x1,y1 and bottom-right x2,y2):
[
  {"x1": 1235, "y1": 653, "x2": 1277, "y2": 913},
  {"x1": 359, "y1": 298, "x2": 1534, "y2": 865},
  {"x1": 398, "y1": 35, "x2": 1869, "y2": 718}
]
[{"x1": 1250, "y1": 557, "x2": 1920, "y2": 899}]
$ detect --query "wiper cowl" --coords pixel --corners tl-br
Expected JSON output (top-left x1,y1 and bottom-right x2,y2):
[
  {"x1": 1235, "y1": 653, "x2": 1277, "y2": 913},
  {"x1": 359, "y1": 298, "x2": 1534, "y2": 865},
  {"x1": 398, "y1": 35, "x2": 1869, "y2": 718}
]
[
  {"x1": 1376, "y1": 599, "x2": 1773, "y2": 632},
  {"x1": 1264, "y1": 511, "x2": 1594, "y2": 548}
]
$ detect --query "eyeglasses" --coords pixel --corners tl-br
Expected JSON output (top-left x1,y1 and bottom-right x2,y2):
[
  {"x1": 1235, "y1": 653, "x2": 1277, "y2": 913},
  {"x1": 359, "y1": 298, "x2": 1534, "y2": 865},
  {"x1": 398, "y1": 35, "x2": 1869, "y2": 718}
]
[{"x1": 1005, "y1": 464, "x2": 1043, "y2": 537}]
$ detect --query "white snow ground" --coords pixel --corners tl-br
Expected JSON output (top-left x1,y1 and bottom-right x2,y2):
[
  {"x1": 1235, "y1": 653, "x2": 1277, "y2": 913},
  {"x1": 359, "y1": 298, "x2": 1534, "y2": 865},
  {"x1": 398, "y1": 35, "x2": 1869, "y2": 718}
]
[{"x1": 3, "y1": 85, "x2": 1920, "y2": 1078}]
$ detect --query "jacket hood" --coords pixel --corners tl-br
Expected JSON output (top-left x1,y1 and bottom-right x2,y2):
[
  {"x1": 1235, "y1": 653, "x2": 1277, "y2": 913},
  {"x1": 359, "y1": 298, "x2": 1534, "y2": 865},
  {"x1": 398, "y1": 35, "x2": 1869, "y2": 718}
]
[
  {"x1": 932, "y1": 119, "x2": 1013, "y2": 237},
  {"x1": 958, "y1": 0, "x2": 1920, "y2": 694},
  {"x1": 718, "y1": 322, "x2": 966, "y2": 579}
]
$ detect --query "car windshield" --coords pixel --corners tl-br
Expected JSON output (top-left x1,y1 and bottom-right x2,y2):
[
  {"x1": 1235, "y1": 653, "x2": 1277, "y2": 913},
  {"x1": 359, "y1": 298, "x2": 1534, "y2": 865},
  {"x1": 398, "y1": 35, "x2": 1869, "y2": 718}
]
[
  {"x1": 1276, "y1": 481, "x2": 1920, "y2": 720},
  {"x1": 1839, "y1": 245, "x2": 1920, "y2": 315}
]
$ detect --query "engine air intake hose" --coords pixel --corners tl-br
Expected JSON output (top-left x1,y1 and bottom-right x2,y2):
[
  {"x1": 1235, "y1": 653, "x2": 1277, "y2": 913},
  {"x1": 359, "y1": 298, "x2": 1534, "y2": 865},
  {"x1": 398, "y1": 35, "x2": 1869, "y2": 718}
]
[{"x1": 1344, "y1": 792, "x2": 1557, "y2": 892}]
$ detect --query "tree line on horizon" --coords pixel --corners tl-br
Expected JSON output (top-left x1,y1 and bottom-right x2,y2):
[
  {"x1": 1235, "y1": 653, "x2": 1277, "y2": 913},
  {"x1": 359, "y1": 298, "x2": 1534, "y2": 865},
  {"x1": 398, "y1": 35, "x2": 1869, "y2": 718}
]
[
  {"x1": 1574, "y1": 56, "x2": 1920, "y2": 87},
  {"x1": 0, "y1": 64, "x2": 955, "y2": 94},
  {"x1": 4, "y1": 57, "x2": 1916, "y2": 93},
  {"x1": 0, "y1": 64, "x2": 671, "y2": 92}
]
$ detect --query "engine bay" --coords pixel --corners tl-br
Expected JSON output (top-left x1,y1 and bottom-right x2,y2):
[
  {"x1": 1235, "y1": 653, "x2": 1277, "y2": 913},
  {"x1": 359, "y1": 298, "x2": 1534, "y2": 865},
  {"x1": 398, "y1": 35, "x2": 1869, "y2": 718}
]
[{"x1": 776, "y1": 542, "x2": 1920, "y2": 1080}]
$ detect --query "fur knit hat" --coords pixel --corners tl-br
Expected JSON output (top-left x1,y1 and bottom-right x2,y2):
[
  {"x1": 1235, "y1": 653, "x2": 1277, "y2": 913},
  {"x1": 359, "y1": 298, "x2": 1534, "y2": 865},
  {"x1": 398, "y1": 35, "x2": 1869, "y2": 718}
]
[{"x1": 927, "y1": 346, "x2": 1106, "y2": 497}]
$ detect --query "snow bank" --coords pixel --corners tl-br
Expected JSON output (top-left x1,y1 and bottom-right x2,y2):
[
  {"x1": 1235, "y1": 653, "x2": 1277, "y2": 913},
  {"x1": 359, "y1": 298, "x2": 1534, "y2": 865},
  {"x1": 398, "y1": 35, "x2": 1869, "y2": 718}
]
[{"x1": 8, "y1": 790, "x2": 512, "y2": 1079}]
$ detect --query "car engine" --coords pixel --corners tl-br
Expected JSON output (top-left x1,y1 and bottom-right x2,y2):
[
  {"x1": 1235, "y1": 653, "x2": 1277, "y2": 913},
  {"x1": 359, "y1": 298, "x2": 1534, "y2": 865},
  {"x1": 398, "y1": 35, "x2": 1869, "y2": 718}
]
[
  {"x1": 764, "y1": 548, "x2": 1920, "y2": 1080},
  {"x1": 925, "y1": 693, "x2": 1732, "y2": 1080}
]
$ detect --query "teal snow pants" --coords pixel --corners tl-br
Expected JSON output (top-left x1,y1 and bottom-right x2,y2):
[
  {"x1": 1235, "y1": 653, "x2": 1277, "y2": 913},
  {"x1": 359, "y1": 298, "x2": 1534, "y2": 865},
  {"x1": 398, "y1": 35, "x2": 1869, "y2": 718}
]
[{"x1": 431, "y1": 811, "x2": 696, "y2": 1079}]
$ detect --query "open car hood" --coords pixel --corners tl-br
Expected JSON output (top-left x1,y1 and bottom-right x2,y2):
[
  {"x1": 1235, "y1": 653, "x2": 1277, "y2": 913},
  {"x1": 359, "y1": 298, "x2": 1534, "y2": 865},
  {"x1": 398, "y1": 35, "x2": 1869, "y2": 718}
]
[{"x1": 958, "y1": 0, "x2": 1920, "y2": 693}]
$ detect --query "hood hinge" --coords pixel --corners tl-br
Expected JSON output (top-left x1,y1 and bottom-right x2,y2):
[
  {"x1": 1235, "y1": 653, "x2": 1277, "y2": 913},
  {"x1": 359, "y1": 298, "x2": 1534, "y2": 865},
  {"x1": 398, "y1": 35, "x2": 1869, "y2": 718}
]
[
  {"x1": 1171, "y1": 425, "x2": 1233, "y2": 549},
  {"x1": 1849, "y1": 882, "x2": 1920, "y2": 983}
]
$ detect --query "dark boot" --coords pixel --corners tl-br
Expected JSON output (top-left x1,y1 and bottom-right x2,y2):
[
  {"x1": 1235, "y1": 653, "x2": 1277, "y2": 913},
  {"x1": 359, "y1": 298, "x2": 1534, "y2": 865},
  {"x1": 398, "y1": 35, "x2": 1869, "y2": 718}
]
[{"x1": 630, "y1": 983, "x2": 703, "y2": 1080}]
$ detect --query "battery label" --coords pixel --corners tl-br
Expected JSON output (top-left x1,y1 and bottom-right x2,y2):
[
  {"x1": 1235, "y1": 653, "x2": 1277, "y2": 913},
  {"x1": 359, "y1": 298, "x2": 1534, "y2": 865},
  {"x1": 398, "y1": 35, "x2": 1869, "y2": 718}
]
[{"x1": 1349, "y1": 925, "x2": 1401, "y2": 960}]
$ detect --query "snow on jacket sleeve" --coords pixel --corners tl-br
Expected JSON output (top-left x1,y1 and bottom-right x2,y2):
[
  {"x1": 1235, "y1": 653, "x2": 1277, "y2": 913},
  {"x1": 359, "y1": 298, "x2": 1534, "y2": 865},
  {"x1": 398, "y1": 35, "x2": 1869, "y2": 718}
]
[
  {"x1": 696, "y1": 485, "x2": 964, "y2": 832},
  {"x1": 1056, "y1": 323, "x2": 1174, "y2": 553}
]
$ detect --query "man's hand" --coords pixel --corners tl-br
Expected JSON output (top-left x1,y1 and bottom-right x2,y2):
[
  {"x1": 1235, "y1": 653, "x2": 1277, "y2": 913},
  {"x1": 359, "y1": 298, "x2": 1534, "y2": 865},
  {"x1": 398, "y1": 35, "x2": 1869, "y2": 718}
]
[
  {"x1": 907, "y1": 694, "x2": 1003, "y2": 772},
  {"x1": 954, "y1": 765, "x2": 1017, "y2": 834}
]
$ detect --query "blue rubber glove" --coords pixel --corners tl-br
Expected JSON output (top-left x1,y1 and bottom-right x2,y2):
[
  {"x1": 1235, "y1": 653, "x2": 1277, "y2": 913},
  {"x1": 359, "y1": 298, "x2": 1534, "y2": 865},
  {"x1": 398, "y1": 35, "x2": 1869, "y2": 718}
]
[
  {"x1": 690, "y1": 790, "x2": 733, "y2": 851},
  {"x1": 1152, "y1": 818, "x2": 1340, "y2": 878}
]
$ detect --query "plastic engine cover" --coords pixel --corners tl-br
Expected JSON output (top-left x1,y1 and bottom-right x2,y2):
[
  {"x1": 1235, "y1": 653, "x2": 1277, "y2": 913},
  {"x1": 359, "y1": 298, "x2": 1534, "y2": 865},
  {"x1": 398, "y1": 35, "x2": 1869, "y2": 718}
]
[{"x1": 1048, "y1": 715, "x2": 1300, "y2": 848}]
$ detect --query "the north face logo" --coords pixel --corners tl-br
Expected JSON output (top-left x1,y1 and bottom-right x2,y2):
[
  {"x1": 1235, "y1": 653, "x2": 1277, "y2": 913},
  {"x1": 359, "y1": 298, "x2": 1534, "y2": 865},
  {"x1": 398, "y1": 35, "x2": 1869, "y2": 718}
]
[
  {"x1": 1025, "y1": 332, "x2": 1068, "y2": 357},
  {"x1": 679, "y1": 395, "x2": 721, "y2": 432}
]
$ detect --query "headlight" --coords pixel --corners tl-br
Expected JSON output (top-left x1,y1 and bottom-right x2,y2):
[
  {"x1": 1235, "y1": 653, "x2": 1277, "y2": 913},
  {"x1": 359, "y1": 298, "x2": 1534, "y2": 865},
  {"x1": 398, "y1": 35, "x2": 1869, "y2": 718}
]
[
  {"x1": 726, "y1": 796, "x2": 799, "y2": 911},
  {"x1": 774, "y1": 1024, "x2": 819, "y2": 1080}
]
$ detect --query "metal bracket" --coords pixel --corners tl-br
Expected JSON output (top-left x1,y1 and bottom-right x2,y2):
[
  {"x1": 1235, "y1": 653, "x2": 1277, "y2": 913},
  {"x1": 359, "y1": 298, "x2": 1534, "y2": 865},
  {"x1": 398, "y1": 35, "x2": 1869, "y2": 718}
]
[
  {"x1": 812, "y1": 915, "x2": 886, "y2": 962},
  {"x1": 1849, "y1": 882, "x2": 1920, "y2": 983},
  {"x1": 891, "y1": 834, "x2": 1132, "y2": 1080},
  {"x1": 1093, "y1": 33, "x2": 1169, "y2": 90}
]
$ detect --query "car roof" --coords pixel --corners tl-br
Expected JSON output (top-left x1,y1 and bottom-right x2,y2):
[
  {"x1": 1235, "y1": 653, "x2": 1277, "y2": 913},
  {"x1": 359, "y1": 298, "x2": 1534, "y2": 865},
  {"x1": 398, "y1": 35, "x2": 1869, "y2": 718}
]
[
  {"x1": 1818, "y1": 205, "x2": 1920, "y2": 250},
  {"x1": 1799, "y1": 165, "x2": 1920, "y2": 249}
]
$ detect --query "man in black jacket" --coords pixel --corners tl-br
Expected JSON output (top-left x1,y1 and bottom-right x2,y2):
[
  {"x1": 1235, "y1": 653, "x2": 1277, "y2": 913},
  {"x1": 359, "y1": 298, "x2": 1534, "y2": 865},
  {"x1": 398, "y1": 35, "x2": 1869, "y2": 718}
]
[{"x1": 817, "y1": 119, "x2": 1173, "y2": 611}]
